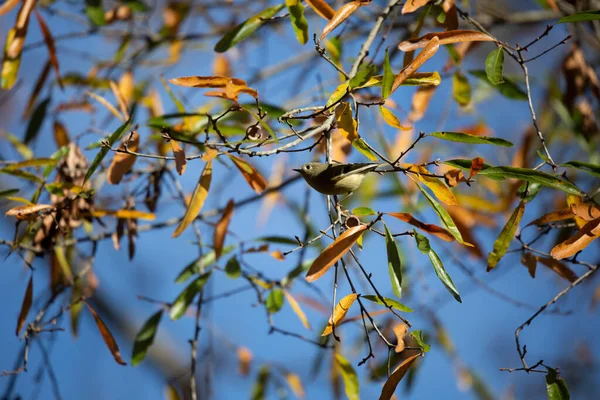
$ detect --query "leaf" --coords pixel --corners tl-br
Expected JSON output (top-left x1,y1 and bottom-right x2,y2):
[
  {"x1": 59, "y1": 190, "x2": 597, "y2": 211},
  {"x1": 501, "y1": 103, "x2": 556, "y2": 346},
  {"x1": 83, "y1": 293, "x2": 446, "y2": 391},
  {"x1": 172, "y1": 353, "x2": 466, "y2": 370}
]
[
  {"x1": 398, "y1": 30, "x2": 494, "y2": 52},
  {"x1": 430, "y1": 131, "x2": 513, "y2": 147},
  {"x1": 409, "y1": 330, "x2": 430, "y2": 352},
  {"x1": 84, "y1": 117, "x2": 132, "y2": 184},
  {"x1": 485, "y1": 47, "x2": 505, "y2": 85},
  {"x1": 85, "y1": 0, "x2": 106, "y2": 26},
  {"x1": 561, "y1": 160, "x2": 600, "y2": 177},
  {"x1": 379, "y1": 353, "x2": 421, "y2": 400},
  {"x1": 170, "y1": 271, "x2": 212, "y2": 320},
  {"x1": 336, "y1": 102, "x2": 358, "y2": 141},
  {"x1": 214, "y1": 4, "x2": 285, "y2": 52},
  {"x1": 5, "y1": 204, "x2": 53, "y2": 218},
  {"x1": 2, "y1": 158, "x2": 58, "y2": 170},
  {"x1": 382, "y1": 49, "x2": 394, "y2": 99},
  {"x1": 164, "y1": 384, "x2": 181, "y2": 400},
  {"x1": 225, "y1": 256, "x2": 241, "y2": 279},
  {"x1": 175, "y1": 247, "x2": 236, "y2": 283},
  {"x1": 361, "y1": 295, "x2": 413, "y2": 312},
  {"x1": 25, "y1": 97, "x2": 51, "y2": 144},
  {"x1": 384, "y1": 223, "x2": 403, "y2": 298},
  {"x1": 214, "y1": 199, "x2": 234, "y2": 259},
  {"x1": 386, "y1": 212, "x2": 454, "y2": 242},
  {"x1": 283, "y1": 290, "x2": 311, "y2": 330},
  {"x1": 33, "y1": 10, "x2": 62, "y2": 89},
  {"x1": 1, "y1": 0, "x2": 36, "y2": 89},
  {"x1": 306, "y1": 225, "x2": 367, "y2": 282},
  {"x1": 469, "y1": 70, "x2": 527, "y2": 100},
  {"x1": 353, "y1": 138, "x2": 378, "y2": 161},
  {"x1": 85, "y1": 302, "x2": 126, "y2": 365},
  {"x1": 266, "y1": 288, "x2": 285, "y2": 314},
  {"x1": 287, "y1": 0, "x2": 309, "y2": 45},
  {"x1": 521, "y1": 252, "x2": 537, "y2": 278},
  {"x1": 352, "y1": 207, "x2": 376, "y2": 216},
  {"x1": 0, "y1": 0, "x2": 20, "y2": 16},
  {"x1": 320, "y1": 1, "x2": 364, "y2": 41},
  {"x1": 0, "y1": 188, "x2": 20, "y2": 198},
  {"x1": 414, "y1": 231, "x2": 462, "y2": 302},
  {"x1": 171, "y1": 140, "x2": 187, "y2": 175},
  {"x1": 550, "y1": 219, "x2": 600, "y2": 261},
  {"x1": 228, "y1": 154, "x2": 267, "y2": 194},
  {"x1": 172, "y1": 160, "x2": 213, "y2": 238},
  {"x1": 238, "y1": 347, "x2": 253, "y2": 376},
  {"x1": 487, "y1": 201, "x2": 526, "y2": 272},
  {"x1": 405, "y1": 164, "x2": 457, "y2": 206},
  {"x1": 335, "y1": 353, "x2": 359, "y2": 400},
  {"x1": 545, "y1": 367, "x2": 570, "y2": 400},
  {"x1": 478, "y1": 166, "x2": 584, "y2": 196},
  {"x1": 570, "y1": 204, "x2": 600, "y2": 221},
  {"x1": 0, "y1": 168, "x2": 43, "y2": 184},
  {"x1": 452, "y1": 72, "x2": 471, "y2": 107},
  {"x1": 558, "y1": 10, "x2": 600, "y2": 23},
  {"x1": 391, "y1": 36, "x2": 439, "y2": 94},
  {"x1": 322, "y1": 293, "x2": 359, "y2": 336},
  {"x1": 15, "y1": 276, "x2": 33, "y2": 336},
  {"x1": 380, "y1": 106, "x2": 411, "y2": 130},
  {"x1": 107, "y1": 132, "x2": 139, "y2": 184},
  {"x1": 305, "y1": 0, "x2": 335, "y2": 19},
  {"x1": 349, "y1": 64, "x2": 377, "y2": 89},
  {"x1": 131, "y1": 310, "x2": 163, "y2": 366},
  {"x1": 402, "y1": 0, "x2": 429, "y2": 14},
  {"x1": 285, "y1": 373, "x2": 305, "y2": 399},
  {"x1": 91, "y1": 209, "x2": 155, "y2": 220},
  {"x1": 251, "y1": 365, "x2": 270, "y2": 400},
  {"x1": 538, "y1": 256, "x2": 578, "y2": 283},
  {"x1": 416, "y1": 185, "x2": 470, "y2": 246}
]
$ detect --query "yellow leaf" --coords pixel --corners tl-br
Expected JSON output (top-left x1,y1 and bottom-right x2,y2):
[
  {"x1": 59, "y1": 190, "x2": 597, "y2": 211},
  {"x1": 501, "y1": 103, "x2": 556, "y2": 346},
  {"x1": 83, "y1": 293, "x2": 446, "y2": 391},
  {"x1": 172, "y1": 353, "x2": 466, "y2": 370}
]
[
  {"x1": 322, "y1": 293, "x2": 359, "y2": 336},
  {"x1": 379, "y1": 106, "x2": 411, "y2": 130},
  {"x1": 86, "y1": 91, "x2": 124, "y2": 122},
  {"x1": 379, "y1": 353, "x2": 422, "y2": 400},
  {"x1": 393, "y1": 323, "x2": 408, "y2": 353},
  {"x1": 214, "y1": 199, "x2": 234, "y2": 259},
  {"x1": 306, "y1": 225, "x2": 367, "y2": 282},
  {"x1": 335, "y1": 102, "x2": 358, "y2": 142},
  {"x1": 91, "y1": 209, "x2": 156, "y2": 220},
  {"x1": 118, "y1": 70, "x2": 134, "y2": 108},
  {"x1": 15, "y1": 275, "x2": 33, "y2": 336},
  {"x1": 285, "y1": 373, "x2": 305, "y2": 399},
  {"x1": 171, "y1": 140, "x2": 187, "y2": 176},
  {"x1": 270, "y1": 250, "x2": 285, "y2": 261},
  {"x1": 213, "y1": 54, "x2": 232, "y2": 77},
  {"x1": 283, "y1": 290, "x2": 312, "y2": 330},
  {"x1": 85, "y1": 301, "x2": 127, "y2": 365},
  {"x1": 402, "y1": 0, "x2": 429, "y2": 14},
  {"x1": 164, "y1": 384, "x2": 181, "y2": 400},
  {"x1": 568, "y1": 195, "x2": 589, "y2": 228},
  {"x1": 398, "y1": 30, "x2": 494, "y2": 52},
  {"x1": 107, "y1": 132, "x2": 139, "y2": 185},
  {"x1": 550, "y1": 218, "x2": 600, "y2": 261},
  {"x1": 305, "y1": 0, "x2": 335, "y2": 19},
  {"x1": 404, "y1": 164, "x2": 457, "y2": 205},
  {"x1": 228, "y1": 154, "x2": 267, "y2": 194},
  {"x1": 172, "y1": 160, "x2": 213, "y2": 238},
  {"x1": 1, "y1": 0, "x2": 36, "y2": 89}
]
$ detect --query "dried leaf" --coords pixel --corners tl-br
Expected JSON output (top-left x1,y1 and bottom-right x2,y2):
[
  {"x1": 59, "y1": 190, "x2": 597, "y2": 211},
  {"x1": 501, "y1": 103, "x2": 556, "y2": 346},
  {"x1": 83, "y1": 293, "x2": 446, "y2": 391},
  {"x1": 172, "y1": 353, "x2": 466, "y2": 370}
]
[
  {"x1": 335, "y1": 102, "x2": 358, "y2": 141},
  {"x1": 85, "y1": 302, "x2": 127, "y2": 365},
  {"x1": 92, "y1": 209, "x2": 156, "y2": 220},
  {"x1": 109, "y1": 80, "x2": 129, "y2": 120},
  {"x1": 570, "y1": 203, "x2": 600, "y2": 221},
  {"x1": 238, "y1": 346, "x2": 253, "y2": 376},
  {"x1": 107, "y1": 132, "x2": 139, "y2": 184},
  {"x1": 227, "y1": 154, "x2": 267, "y2": 194},
  {"x1": 306, "y1": 225, "x2": 367, "y2": 282},
  {"x1": 53, "y1": 121, "x2": 70, "y2": 148},
  {"x1": 398, "y1": 30, "x2": 494, "y2": 52},
  {"x1": 171, "y1": 140, "x2": 187, "y2": 175},
  {"x1": 393, "y1": 323, "x2": 408, "y2": 353},
  {"x1": 213, "y1": 54, "x2": 232, "y2": 77},
  {"x1": 305, "y1": 0, "x2": 335, "y2": 19},
  {"x1": 409, "y1": 86, "x2": 436, "y2": 122},
  {"x1": 214, "y1": 199, "x2": 234, "y2": 259},
  {"x1": 86, "y1": 91, "x2": 124, "y2": 121},
  {"x1": 322, "y1": 293, "x2": 359, "y2": 336},
  {"x1": 521, "y1": 252, "x2": 537, "y2": 278},
  {"x1": 34, "y1": 10, "x2": 62, "y2": 88},
  {"x1": 392, "y1": 36, "x2": 439, "y2": 94},
  {"x1": 172, "y1": 160, "x2": 213, "y2": 238},
  {"x1": 0, "y1": 0, "x2": 20, "y2": 16},
  {"x1": 320, "y1": 1, "x2": 365, "y2": 41},
  {"x1": 527, "y1": 209, "x2": 573, "y2": 226},
  {"x1": 487, "y1": 201, "x2": 526, "y2": 272},
  {"x1": 15, "y1": 276, "x2": 33, "y2": 336},
  {"x1": 402, "y1": 0, "x2": 429, "y2": 14},
  {"x1": 283, "y1": 290, "x2": 311, "y2": 330},
  {"x1": 6, "y1": 204, "x2": 54, "y2": 219},
  {"x1": 379, "y1": 353, "x2": 422, "y2": 400},
  {"x1": 1, "y1": 0, "x2": 36, "y2": 89},
  {"x1": 384, "y1": 223, "x2": 403, "y2": 298},
  {"x1": 469, "y1": 157, "x2": 485, "y2": 178},
  {"x1": 538, "y1": 257, "x2": 578, "y2": 282},
  {"x1": 444, "y1": 169, "x2": 465, "y2": 187},
  {"x1": 550, "y1": 219, "x2": 600, "y2": 260},
  {"x1": 386, "y1": 212, "x2": 454, "y2": 242}
]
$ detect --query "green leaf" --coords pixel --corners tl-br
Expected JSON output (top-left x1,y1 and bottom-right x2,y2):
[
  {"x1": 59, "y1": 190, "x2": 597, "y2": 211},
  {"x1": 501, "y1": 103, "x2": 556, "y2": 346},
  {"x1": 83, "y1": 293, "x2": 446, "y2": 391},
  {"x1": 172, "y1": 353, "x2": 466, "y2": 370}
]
[
  {"x1": 0, "y1": 168, "x2": 43, "y2": 184},
  {"x1": 266, "y1": 288, "x2": 285, "y2": 314},
  {"x1": 83, "y1": 116, "x2": 132, "y2": 184},
  {"x1": 349, "y1": 64, "x2": 377, "y2": 89},
  {"x1": 409, "y1": 330, "x2": 430, "y2": 352},
  {"x1": 225, "y1": 257, "x2": 241, "y2": 279},
  {"x1": 430, "y1": 131, "x2": 513, "y2": 147},
  {"x1": 352, "y1": 207, "x2": 377, "y2": 216},
  {"x1": 24, "y1": 98, "x2": 50, "y2": 144},
  {"x1": 251, "y1": 365, "x2": 270, "y2": 400},
  {"x1": 335, "y1": 353, "x2": 359, "y2": 400},
  {"x1": 470, "y1": 70, "x2": 527, "y2": 100},
  {"x1": 443, "y1": 158, "x2": 493, "y2": 170},
  {"x1": 214, "y1": 4, "x2": 285, "y2": 52},
  {"x1": 326, "y1": 82, "x2": 349, "y2": 107},
  {"x1": 384, "y1": 223, "x2": 403, "y2": 298},
  {"x1": 286, "y1": 0, "x2": 308, "y2": 45},
  {"x1": 561, "y1": 160, "x2": 600, "y2": 177},
  {"x1": 361, "y1": 295, "x2": 413, "y2": 312},
  {"x1": 487, "y1": 201, "x2": 525, "y2": 272},
  {"x1": 478, "y1": 166, "x2": 584, "y2": 196},
  {"x1": 85, "y1": 0, "x2": 106, "y2": 26},
  {"x1": 382, "y1": 49, "x2": 394, "y2": 99},
  {"x1": 1, "y1": 131, "x2": 33, "y2": 160},
  {"x1": 131, "y1": 310, "x2": 163, "y2": 366},
  {"x1": 416, "y1": 184, "x2": 470, "y2": 245},
  {"x1": 485, "y1": 47, "x2": 505, "y2": 85},
  {"x1": 414, "y1": 231, "x2": 462, "y2": 303},
  {"x1": 255, "y1": 236, "x2": 298, "y2": 245},
  {"x1": 2, "y1": 158, "x2": 58, "y2": 170},
  {"x1": 0, "y1": 189, "x2": 20, "y2": 198},
  {"x1": 518, "y1": 182, "x2": 542, "y2": 202},
  {"x1": 558, "y1": 10, "x2": 600, "y2": 23},
  {"x1": 170, "y1": 271, "x2": 212, "y2": 320},
  {"x1": 452, "y1": 72, "x2": 471, "y2": 107},
  {"x1": 546, "y1": 367, "x2": 570, "y2": 400},
  {"x1": 175, "y1": 246, "x2": 236, "y2": 283},
  {"x1": 352, "y1": 138, "x2": 378, "y2": 161}
]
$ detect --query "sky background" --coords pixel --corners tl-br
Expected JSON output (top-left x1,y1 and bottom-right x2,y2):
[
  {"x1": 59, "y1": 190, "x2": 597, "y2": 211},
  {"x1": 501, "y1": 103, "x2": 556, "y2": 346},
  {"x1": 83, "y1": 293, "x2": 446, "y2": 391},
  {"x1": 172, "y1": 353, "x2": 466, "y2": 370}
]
[{"x1": 1, "y1": 1, "x2": 599, "y2": 399}]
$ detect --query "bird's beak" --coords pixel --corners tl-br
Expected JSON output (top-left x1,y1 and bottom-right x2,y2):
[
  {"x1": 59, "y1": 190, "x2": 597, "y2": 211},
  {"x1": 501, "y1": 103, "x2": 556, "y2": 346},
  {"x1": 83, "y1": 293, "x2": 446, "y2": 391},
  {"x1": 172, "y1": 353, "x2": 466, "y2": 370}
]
[{"x1": 292, "y1": 168, "x2": 301, "y2": 173}]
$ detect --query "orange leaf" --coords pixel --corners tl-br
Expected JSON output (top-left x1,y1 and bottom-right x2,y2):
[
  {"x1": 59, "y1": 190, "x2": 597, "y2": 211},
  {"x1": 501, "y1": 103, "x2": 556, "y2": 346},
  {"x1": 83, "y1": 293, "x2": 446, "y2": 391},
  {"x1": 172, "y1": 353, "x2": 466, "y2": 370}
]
[
  {"x1": 550, "y1": 219, "x2": 600, "y2": 261},
  {"x1": 107, "y1": 132, "x2": 139, "y2": 185},
  {"x1": 444, "y1": 169, "x2": 465, "y2": 188},
  {"x1": 570, "y1": 203, "x2": 600, "y2": 221},
  {"x1": 306, "y1": 225, "x2": 368, "y2": 282},
  {"x1": 320, "y1": 1, "x2": 364, "y2": 41},
  {"x1": 409, "y1": 86, "x2": 436, "y2": 122},
  {"x1": 398, "y1": 30, "x2": 494, "y2": 52},
  {"x1": 567, "y1": 195, "x2": 587, "y2": 228},
  {"x1": 172, "y1": 160, "x2": 213, "y2": 238},
  {"x1": 520, "y1": 252, "x2": 537, "y2": 278},
  {"x1": 169, "y1": 75, "x2": 231, "y2": 88},
  {"x1": 469, "y1": 157, "x2": 485, "y2": 178},
  {"x1": 526, "y1": 208, "x2": 573, "y2": 226},
  {"x1": 392, "y1": 36, "x2": 439, "y2": 94},
  {"x1": 53, "y1": 121, "x2": 70, "y2": 147},
  {"x1": 393, "y1": 323, "x2": 408, "y2": 353},
  {"x1": 34, "y1": 10, "x2": 62, "y2": 89},
  {"x1": 305, "y1": 0, "x2": 335, "y2": 19},
  {"x1": 171, "y1": 140, "x2": 187, "y2": 176},
  {"x1": 285, "y1": 373, "x2": 305, "y2": 399},
  {"x1": 270, "y1": 250, "x2": 285, "y2": 261},
  {"x1": 15, "y1": 276, "x2": 33, "y2": 336},
  {"x1": 91, "y1": 209, "x2": 156, "y2": 220},
  {"x1": 402, "y1": 0, "x2": 429, "y2": 14},
  {"x1": 213, "y1": 54, "x2": 232, "y2": 77},
  {"x1": 214, "y1": 199, "x2": 234, "y2": 259},
  {"x1": 109, "y1": 80, "x2": 130, "y2": 120},
  {"x1": 0, "y1": 0, "x2": 20, "y2": 16},
  {"x1": 386, "y1": 212, "x2": 454, "y2": 242},
  {"x1": 237, "y1": 346, "x2": 253, "y2": 376},
  {"x1": 85, "y1": 302, "x2": 126, "y2": 365},
  {"x1": 321, "y1": 293, "x2": 359, "y2": 336},
  {"x1": 283, "y1": 290, "x2": 312, "y2": 330},
  {"x1": 379, "y1": 353, "x2": 422, "y2": 400},
  {"x1": 537, "y1": 256, "x2": 578, "y2": 282},
  {"x1": 228, "y1": 154, "x2": 267, "y2": 194}
]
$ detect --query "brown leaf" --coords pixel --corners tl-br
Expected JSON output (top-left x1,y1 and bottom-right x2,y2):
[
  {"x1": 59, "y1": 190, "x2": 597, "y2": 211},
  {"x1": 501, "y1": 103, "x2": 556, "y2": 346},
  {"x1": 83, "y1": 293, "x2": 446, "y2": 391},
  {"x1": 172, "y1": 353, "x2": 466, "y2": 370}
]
[
  {"x1": 322, "y1": 293, "x2": 359, "y2": 336},
  {"x1": 34, "y1": 10, "x2": 62, "y2": 89},
  {"x1": 386, "y1": 212, "x2": 454, "y2": 242},
  {"x1": 85, "y1": 302, "x2": 127, "y2": 365},
  {"x1": 172, "y1": 160, "x2": 213, "y2": 238},
  {"x1": 520, "y1": 252, "x2": 537, "y2": 278},
  {"x1": 283, "y1": 290, "x2": 312, "y2": 330},
  {"x1": 550, "y1": 218, "x2": 600, "y2": 261},
  {"x1": 0, "y1": 0, "x2": 20, "y2": 16},
  {"x1": 379, "y1": 353, "x2": 422, "y2": 400},
  {"x1": 393, "y1": 323, "x2": 408, "y2": 353},
  {"x1": 409, "y1": 86, "x2": 436, "y2": 122},
  {"x1": 86, "y1": 91, "x2": 124, "y2": 121},
  {"x1": 213, "y1": 54, "x2": 232, "y2": 77},
  {"x1": 214, "y1": 199, "x2": 234, "y2": 259},
  {"x1": 228, "y1": 154, "x2": 267, "y2": 194},
  {"x1": 567, "y1": 195, "x2": 587, "y2": 228},
  {"x1": 398, "y1": 30, "x2": 494, "y2": 52},
  {"x1": 392, "y1": 37, "x2": 440, "y2": 94},
  {"x1": 306, "y1": 0, "x2": 335, "y2": 19},
  {"x1": 402, "y1": 0, "x2": 429, "y2": 14},
  {"x1": 270, "y1": 250, "x2": 285, "y2": 261},
  {"x1": 537, "y1": 256, "x2": 578, "y2": 282},
  {"x1": 171, "y1": 140, "x2": 187, "y2": 176},
  {"x1": 15, "y1": 276, "x2": 33, "y2": 336},
  {"x1": 444, "y1": 169, "x2": 465, "y2": 188},
  {"x1": 320, "y1": 1, "x2": 367, "y2": 41},
  {"x1": 443, "y1": 0, "x2": 458, "y2": 30},
  {"x1": 306, "y1": 225, "x2": 367, "y2": 282},
  {"x1": 6, "y1": 204, "x2": 54, "y2": 219},
  {"x1": 237, "y1": 346, "x2": 253, "y2": 376},
  {"x1": 23, "y1": 61, "x2": 51, "y2": 118},
  {"x1": 118, "y1": 71, "x2": 134, "y2": 107},
  {"x1": 527, "y1": 208, "x2": 573, "y2": 227},
  {"x1": 169, "y1": 75, "x2": 231, "y2": 88},
  {"x1": 469, "y1": 157, "x2": 485, "y2": 178},
  {"x1": 570, "y1": 203, "x2": 600, "y2": 221},
  {"x1": 107, "y1": 132, "x2": 139, "y2": 185},
  {"x1": 53, "y1": 121, "x2": 70, "y2": 148}
]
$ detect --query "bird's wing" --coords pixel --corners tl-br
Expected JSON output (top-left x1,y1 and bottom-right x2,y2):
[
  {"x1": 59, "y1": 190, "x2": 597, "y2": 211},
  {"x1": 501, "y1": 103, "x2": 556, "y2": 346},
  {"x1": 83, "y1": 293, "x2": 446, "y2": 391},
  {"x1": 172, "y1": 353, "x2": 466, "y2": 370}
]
[{"x1": 331, "y1": 163, "x2": 380, "y2": 183}]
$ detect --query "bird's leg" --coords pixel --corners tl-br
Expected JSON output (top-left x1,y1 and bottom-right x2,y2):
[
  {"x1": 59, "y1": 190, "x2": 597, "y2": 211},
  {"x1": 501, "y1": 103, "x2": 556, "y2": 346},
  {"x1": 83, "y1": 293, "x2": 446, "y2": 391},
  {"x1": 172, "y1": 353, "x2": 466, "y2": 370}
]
[{"x1": 337, "y1": 192, "x2": 354, "y2": 204}]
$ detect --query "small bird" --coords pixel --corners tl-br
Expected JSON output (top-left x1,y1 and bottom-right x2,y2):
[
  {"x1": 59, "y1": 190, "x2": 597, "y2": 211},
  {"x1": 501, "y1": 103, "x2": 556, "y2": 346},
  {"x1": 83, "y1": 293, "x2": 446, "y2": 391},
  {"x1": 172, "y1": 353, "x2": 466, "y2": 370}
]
[{"x1": 293, "y1": 162, "x2": 382, "y2": 195}]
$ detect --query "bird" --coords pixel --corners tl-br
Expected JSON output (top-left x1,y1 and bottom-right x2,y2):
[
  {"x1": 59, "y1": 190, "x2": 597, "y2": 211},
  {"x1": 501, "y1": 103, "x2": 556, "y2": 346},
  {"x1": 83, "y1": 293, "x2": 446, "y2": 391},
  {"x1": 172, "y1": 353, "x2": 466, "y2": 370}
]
[{"x1": 293, "y1": 161, "x2": 382, "y2": 195}]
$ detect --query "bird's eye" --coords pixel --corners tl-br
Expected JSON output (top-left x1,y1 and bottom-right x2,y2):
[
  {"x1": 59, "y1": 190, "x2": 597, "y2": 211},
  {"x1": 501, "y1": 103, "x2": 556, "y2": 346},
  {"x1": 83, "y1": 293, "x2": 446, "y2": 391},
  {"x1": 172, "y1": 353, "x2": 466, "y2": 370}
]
[{"x1": 305, "y1": 165, "x2": 311, "y2": 170}]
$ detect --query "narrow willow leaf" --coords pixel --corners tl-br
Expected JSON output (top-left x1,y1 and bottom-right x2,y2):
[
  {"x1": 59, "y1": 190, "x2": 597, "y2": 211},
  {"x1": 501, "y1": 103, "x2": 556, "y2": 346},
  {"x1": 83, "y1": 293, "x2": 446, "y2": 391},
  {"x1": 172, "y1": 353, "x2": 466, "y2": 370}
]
[
  {"x1": 545, "y1": 367, "x2": 570, "y2": 399},
  {"x1": 382, "y1": 48, "x2": 393, "y2": 99},
  {"x1": 175, "y1": 247, "x2": 236, "y2": 283},
  {"x1": 251, "y1": 365, "x2": 270, "y2": 400},
  {"x1": 402, "y1": 0, "x2": 429, "y2": 14},
  {"x1": 379, "y1": 353, "x2": 421, "y2": 400},
  {"x1": 172, "y1": 160, "x2": 213, "y2": 238},
  {"x1": 398, "y1": 30, "x2": 494, "y2": 51},
  {"x1": 352, "y1": 207, "x2": 376, "y2": 216},
  {"x1": 285, "y1": 373, "x2": 305, "y2": 399},
  {"x1": 452, "y1": 72, "x2": 471, "y2": 107},
  {"x1": 561, "y1": 160, "x2": 600, "y2": 177},
  {"x1": 305, "y1": 0, "x2": 335, "y2": 19},
  {"x1": 391, "y1": 36, "x2": 439, "y2": 94},
  {"x1": 287, "y1": 0, "x2": 309, "y2": 45},
  {"x1": 380, "y1": 106, "x2": 411, "y2": 130},
  {"x1": 0, "y1": 0, "x2": 20, "y2": 16},
  {"x1": 538, "y1": 256, "x2": 578, "y2": 282},
  {"x1": 84, "y1": 117, "x2": 132, "y2": 184},
  {"x1": 85, "y1": 0, "x2": 106, "y2": 26},
  {"x1": 107, "y1": 132, "x2": 139, "y2": 184},
  {"x1": 214, "y1": 199, "x2": 234, "y2": 259},
  {"x1": 353, "y1": 138, "x2": 378, "y2": 161},
  {"x1": 25, "y1": 97, "x2": 50, "y2": 144},
  {"x1": 430, "y1": 131, "x2": 513, "y2": 147},
  {"x1": 384, "y1": 223, "x2": 403, "y2": 298},
  {"x1": 170, "y1": 271, "x2": 212, "y2": 320},
  {"x1": 359, "y1": 72, "x2": 441, "y2": 89},
  {"x1": 0, "y1": 189, "x2": 20, "y2": 198},
  {"x1": 266, "y1": 288, "x2": 285, "y2": 314},
  {"x1": 228, "y1": 155, "x2": 267, "y2": 194},
  {"x1": 487, "y1": 201, "x2": 525, "y2": 272},
  {"x1": 386, "y1": 212, "x2": 454, "y2": 242},
  {"x1": 214, "y1": 4, "x2": 285, "y2": 52},
  {"x1": 131, "y1": 310, "x2": 163, "y2": 366},
  {"x1": 320, "y1": 1, "x2": 363, "y2": 41},
  {"x1": 361, "y1": 295, "x2": 413, "y2": 312},
  {"x1": 485, "y1": 47, "x2": 505, "y2": 85},
  {"x1": 470, "y1": 70, "x2": 527, "y2": 100},
  {"x1": 405, "y1": 163, "x2": 457, "y2": 205},
  {"x1": 86, "y1": 302, "x2": 126, "y2": 365},
  {"x1": 283, "y1": 290, "x2": 311, "y2": 330},
  {"x1": 322, "y1": 293, "x2": 359, "y2": 336},
  {"x1": 335, "y1": 353, "x2": 359, "y2": 400},
  {"x1": 1, "y1": 0, "x2": 36, "y2": 89},
  {"x1": 15, "y1": 276, "x2": 33, "y2": 336},
  {"x1": 349, "y1": 64, "x2": 377, "y2": 89},
  {"x1": 409, "y1": 331, "x2": 430, "y2": 352},
  {"x1": 326, "y1": 81, "x2": 349, "y2": 107},
  {"x1": 558, "y1": 10, "x2": 600, "y2": 23},
  {"x1": 479, "y1": 166, "x2": 584, "y2": 196},
  {"x1": 414, "y1": 231, "x2": 462, "y2": 303}
]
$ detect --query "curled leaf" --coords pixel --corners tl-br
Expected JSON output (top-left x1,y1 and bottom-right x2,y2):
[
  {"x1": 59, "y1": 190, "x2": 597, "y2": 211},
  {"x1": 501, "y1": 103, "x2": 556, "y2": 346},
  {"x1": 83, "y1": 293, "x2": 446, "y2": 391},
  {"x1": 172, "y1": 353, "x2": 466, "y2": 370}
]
[
  {"x1": 172, "y1": 160, "x2": 213, "y2": 238},
  {"x1": 320, "y1": 1, "x2": 365, "y2": 41},
  {"x1": 379, "y1": 353, "x2": 422, "y2": 400},
  {"x1": 391, "y1": 36, "x2": 439, "y2": 94},
  {"x1": 550, "y1": 219, "x2": 600, "y2": 261},
  {"x1": 86, "y1": 301, "x2": 127, "y2": 365},
  {"x1": 322, "y1": 293, "x2": 359, "y2": 336},
  {"x1": 398, "y1": 30, "x2": 494, "y2": 52}
]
